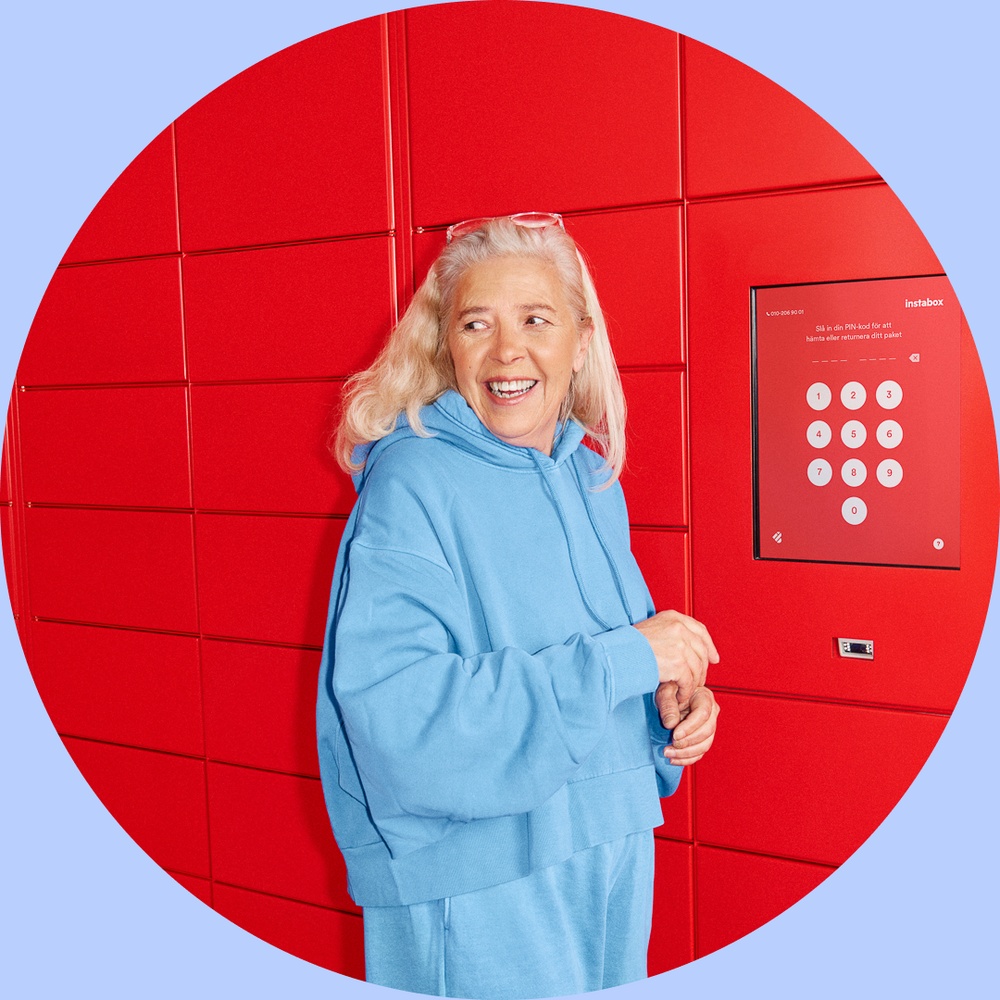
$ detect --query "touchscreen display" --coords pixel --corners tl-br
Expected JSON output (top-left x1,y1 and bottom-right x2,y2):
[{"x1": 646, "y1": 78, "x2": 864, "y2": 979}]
[{"x1": 753, "y1": 275, "x2": 960, "y2": 568}]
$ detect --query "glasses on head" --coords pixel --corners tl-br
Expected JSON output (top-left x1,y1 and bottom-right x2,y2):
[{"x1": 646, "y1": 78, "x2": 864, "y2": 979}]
[{"x1": 445, "y1": 212, "x2": 565, "y2": 244}]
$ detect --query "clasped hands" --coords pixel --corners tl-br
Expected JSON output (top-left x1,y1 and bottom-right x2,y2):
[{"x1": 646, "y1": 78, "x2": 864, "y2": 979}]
[{"x1": 633, "y1": 610, "x2": 721, "y2": 767}]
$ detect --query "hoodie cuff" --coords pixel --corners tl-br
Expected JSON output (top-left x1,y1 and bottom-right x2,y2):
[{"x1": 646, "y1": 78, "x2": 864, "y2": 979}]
[
  {"x1": 647, "y1": 711, "x2": 674, "y2": 748},
  {"x1": 595, "y1": 625, "x2": 660, "y2": 707}
]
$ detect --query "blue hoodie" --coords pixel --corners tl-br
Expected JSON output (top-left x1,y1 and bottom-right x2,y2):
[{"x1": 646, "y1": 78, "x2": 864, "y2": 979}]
[{"x1": 316, "y1": 390, "x2": 680, "y2": 907}]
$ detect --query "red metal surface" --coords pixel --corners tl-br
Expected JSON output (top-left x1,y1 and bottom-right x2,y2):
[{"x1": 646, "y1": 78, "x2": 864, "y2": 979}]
[
  {"x1": 206, "y1": 762, "x2": 358, "y2": 913},
  {"x1": 30, "y1": 621, "x2": 203, "y2": 755},
  {"x1": 174, "y1": 20, "x2": 390, "y2": 250},
  {"x1": 202, "y1": 639, "x2": 322, "y2": 778},
  {"x1": 26, "y1": 507, "x2": 197, "y2": 632},
  {"x1": 183, "y1": 238, "x2": 393, "y2": 382},
  {"x1": 194, "y1": 513, "x2": 342, "y2": 646},
  {"x1": 17, "y1": 258, "x2": 185, "y2": 386},
  {"x1": 649, "y1": 837, "x2": 694, "y2": 974},
  {"x1": 683, "y1": 36, "x2": 879, "y2": 198},
  {"x1": 406, "y1": 2, "x2": 681, "y2": 226},
  {"x1": 694, "y1": 844, "x2": 835, "y2": 958},
  {"x1": 19, "y1": 386, "x2": 191, "y2": 508},
  {"x1": 694, "y1": 692, "x2": 947, "y2": 864},
  {"x1": 191, "y1": 382, "x2": 351, "y2": 516},
  {"x1": 212, "y1": 883, "x2": 365, "y2": 978},
  {"x1": 63, "y1": 737, "x2": 210, "y2": 877},
  {"x1": 61, "y1": 126, "x2": 180, "y2": 264}
]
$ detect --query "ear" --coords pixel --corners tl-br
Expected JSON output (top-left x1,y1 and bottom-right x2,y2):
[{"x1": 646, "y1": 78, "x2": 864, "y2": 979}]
[{"x1": 573, "y1": 320, "x2": 595, "y2": 373}]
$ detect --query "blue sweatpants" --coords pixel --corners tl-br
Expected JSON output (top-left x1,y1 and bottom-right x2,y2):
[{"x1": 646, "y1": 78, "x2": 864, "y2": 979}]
[{"x1": 362, "y1": 830, "x2": 655, "y2": 999}]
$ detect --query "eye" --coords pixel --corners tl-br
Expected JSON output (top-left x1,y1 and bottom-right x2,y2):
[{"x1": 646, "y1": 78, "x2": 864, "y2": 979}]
[
  {"x1": 463, "y1": 319, "x2": 489, "y2": 332},
  {"x1": 525, "y1": 315, "x2": 550, "y2": 327}
]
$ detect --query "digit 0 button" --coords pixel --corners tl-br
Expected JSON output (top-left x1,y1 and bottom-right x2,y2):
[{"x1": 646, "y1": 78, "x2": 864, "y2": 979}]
[
  {"x1": 807, "y1": 382, "x2": 832, "y2": 410},
  {"x1": 841, "y1": 458, "x2": 868, "y2": 486},
  {"x1": 876, "y1": 459, "x2": 903, "y2": 487},
  {"x1": 841, "y1": 419, "x2": 867, "y2": 448},
  {"x1": 876, "y1": 419, "x2": 903, "y2": 449},
  {"x1": 808, "y1": 458, "x2": 833, "y2": 486},
  {"x1": 876, "y1": 380, "x2": 902, "y2": 409},
  {"x1": 807, "y1": 420, "x2": 832, "y2": 448},
  {"x1": 841, "y1": 496, "x2": 868, "y2": 525},
  {"x1": 840, "y1": 381, "x2": 866, "y2": 410}
]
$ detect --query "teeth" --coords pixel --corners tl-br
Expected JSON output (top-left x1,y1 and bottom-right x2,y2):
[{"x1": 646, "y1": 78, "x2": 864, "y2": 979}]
[{"x1": 487, "y1": 379, "x2": 537, "y2": 398}]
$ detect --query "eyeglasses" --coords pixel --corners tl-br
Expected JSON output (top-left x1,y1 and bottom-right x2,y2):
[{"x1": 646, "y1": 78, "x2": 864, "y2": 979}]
[{"x1": 445, "y1": 212, "x2": 565, "y2": 244}]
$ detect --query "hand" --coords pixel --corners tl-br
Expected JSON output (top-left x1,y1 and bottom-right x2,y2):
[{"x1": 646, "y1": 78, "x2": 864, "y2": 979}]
[
  {"x1": 658, "y1": 686, "x2": 720, "y2": 766},
  {"x1": 633, "y1": 610, "x2": 719, "y2": 710}
]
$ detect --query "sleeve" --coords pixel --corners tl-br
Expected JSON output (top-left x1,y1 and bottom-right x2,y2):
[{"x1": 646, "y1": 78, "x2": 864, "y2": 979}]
[
  {"x1": 645, "y1": 692, "x2": 684, "y2": 797},
  {"x1": 330, "y1": 535, "x2": 660, "y2": 860}
]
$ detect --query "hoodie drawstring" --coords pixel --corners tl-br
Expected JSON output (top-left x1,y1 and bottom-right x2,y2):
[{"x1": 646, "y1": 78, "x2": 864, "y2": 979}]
[{"x1": 530, "y1": 451, "x2": 634, "y2": 632}]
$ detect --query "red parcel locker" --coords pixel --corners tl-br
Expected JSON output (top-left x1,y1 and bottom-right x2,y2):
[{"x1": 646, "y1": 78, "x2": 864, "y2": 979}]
[
  {"x1": 687, "y1": 186, "x2": 998, "y2": 713},
  {"x1": 405, "y1": 2, "x2": 681, "y2": 226},
  {"x1": 60, "y1": 125, "x2": 180, "y2": 265},
  {"x1": 684, "y1": 182, "x2": 997, "y2": 882},
  {"x1": 174, "y1": 18, "x2": 390, "y2": 250}
]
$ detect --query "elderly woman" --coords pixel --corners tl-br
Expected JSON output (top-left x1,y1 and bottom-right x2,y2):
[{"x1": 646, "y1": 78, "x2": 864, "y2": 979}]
[{"x1": 316, "y1": 213, "x2": 720, "y2": 999}]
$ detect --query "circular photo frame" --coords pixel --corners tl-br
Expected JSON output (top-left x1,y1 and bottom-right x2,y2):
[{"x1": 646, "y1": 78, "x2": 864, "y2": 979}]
[{"x1": 3, "y1": 3, "x2": 998, "y2": 998}]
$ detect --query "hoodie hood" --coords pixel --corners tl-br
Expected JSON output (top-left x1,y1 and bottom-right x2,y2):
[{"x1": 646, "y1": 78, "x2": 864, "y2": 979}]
[{"x1": 352, "y1": 389, "x2": 588, "y2": 493}]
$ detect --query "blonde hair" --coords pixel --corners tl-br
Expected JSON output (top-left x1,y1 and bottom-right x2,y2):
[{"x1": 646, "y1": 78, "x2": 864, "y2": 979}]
[{"x1": 335, "y1": 218, "x2": 626, "y2": 484}]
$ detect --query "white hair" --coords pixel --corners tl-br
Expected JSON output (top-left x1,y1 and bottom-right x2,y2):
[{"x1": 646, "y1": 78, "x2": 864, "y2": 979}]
[{"x1": 335, "y1": 218, "x2": 626, "y2": 485}]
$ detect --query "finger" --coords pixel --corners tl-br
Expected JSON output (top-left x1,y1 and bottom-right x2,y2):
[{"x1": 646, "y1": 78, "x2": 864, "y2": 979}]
[
  {"x1": 663, "y1": 729, "x2": 716, "y2": 763},
  {"x1": 679, "y1": 633, "x2": 709, "y2": 684},
  {"x1": 667, "y1": 725, "x2": 717, "y2": 757},
  {"x1": 671, "y1": 698, "x2": 711, "y2": 745},
  {"x1": 673, "y1": 669, "x2": 695, "y2": 710},
  {"x1": 656, "y1": 684, "x2": 682, "y2": 729},
  {"x1": 679, "y1": 644, "x2": 706, "y2": 698},
  {"x1": 674, "y1": 613, "x2": 720, "y2": 666}
]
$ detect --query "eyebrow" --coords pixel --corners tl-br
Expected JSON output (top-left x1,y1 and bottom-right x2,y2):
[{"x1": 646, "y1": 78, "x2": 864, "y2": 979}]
[{"x1": 456, "y1": 303, "x2": 557, "y2": 320}]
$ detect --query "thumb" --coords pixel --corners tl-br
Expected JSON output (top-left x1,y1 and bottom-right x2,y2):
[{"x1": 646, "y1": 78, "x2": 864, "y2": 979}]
[{"x1": 656, "y1": 683, "x2": 682, "y2": 730}]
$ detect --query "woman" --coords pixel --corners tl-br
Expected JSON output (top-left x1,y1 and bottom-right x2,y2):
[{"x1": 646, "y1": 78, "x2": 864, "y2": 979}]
[{"x1": 317, "y1": 213, "x2": 720, "y2": 999}]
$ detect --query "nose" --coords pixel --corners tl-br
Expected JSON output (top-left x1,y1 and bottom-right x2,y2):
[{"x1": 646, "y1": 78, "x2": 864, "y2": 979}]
[{"x1": 490, "y1": 319, "x2": 525, "y2": 365}]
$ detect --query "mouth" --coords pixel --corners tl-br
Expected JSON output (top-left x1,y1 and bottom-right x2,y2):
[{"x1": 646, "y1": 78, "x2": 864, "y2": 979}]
[{"x1": 485, "y1": 379, "x2": 538, "y2": 400}]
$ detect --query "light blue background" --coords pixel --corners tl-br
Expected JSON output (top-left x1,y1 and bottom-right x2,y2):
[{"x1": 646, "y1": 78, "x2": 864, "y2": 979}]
[{"x1": 2, "y1": 2, "x2": 996, "y2": 997}]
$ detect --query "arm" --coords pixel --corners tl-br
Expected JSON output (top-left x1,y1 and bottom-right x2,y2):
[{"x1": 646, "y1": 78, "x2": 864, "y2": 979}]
[{"x1": 331, "y1": 539, "x2": 660, "y2": 858}]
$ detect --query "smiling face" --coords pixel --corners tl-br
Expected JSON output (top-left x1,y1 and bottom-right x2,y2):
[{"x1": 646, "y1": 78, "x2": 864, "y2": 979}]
[{"x1": 445, "y1": 256, "x2": 594, "y2": 455}]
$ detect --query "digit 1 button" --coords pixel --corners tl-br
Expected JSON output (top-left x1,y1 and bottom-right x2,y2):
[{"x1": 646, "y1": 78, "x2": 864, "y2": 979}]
[
  {"x1": 808, "y1": 458, "x2": 833, "y2": 486},
  {"x1": 876, "y1": 380, "x2": 902, "y2": 410},
  {"x1": 807, "y1": 382, "x2": 832, "y2": 411},
  {"x1": 841, "y1": 496, "x2": 868, "y2": 525},
  {"x1": 840, "y1": 419, "x2": 867, "y2": 448},
  {"x1": 876, "y1": 458, "x2": 903, "y2": 487},
  {"x1": 807, "y1": 420, "x2": 832, "y2": 448},
  {"x1": 840, "y1": 381, "x2": 866, "y2": 410},
  {"x1": 841, "y1": 458, "x2": 868, "y2": 486},
  {"x1": 876, "y1": 419, "x2": 903, "y2": 449}
]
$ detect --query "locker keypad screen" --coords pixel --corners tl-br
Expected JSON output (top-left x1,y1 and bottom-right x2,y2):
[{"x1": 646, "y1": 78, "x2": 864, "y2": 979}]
[{"x1": 753, "y1": 275, "x2": 960, "y2": 568}]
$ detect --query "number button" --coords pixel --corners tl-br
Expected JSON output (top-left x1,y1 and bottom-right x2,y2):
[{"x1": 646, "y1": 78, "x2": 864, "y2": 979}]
[
  {"x1": 840, "y1": 419, "x2": 867, "y2": 449},
  {"x1": 876, "y1": 419, "x2": 903, "y2": 449},
  {"x1": 807, "y1": 420, "x2": 832, "y2": 448},
  {"x1": 840, "y1": 381, "x2": 867, "y2": 410},
  {"x1": 841, "y1": 496, "x2": 868, "y2": 525},
  {"x1": 807, "y1": 382, "x2": 832, "y2": 411},
  {"x1": 876, "y1": 459, "x2": 903, "y2": 487},
  {"x1": 876, "y1": 380, "x2": 902, "y2": 410},
  {"x1": 840, "y1": 458, "x2": 868, "y2": 486},
  {"x1": 808, "y1": 458, "x2": 833, "y2": 486}
]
